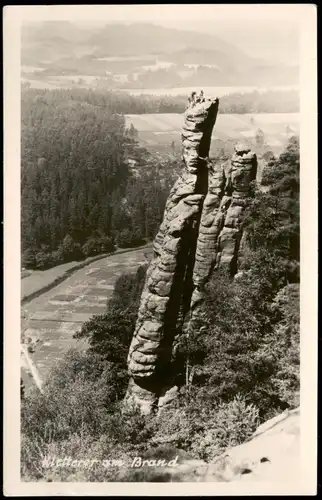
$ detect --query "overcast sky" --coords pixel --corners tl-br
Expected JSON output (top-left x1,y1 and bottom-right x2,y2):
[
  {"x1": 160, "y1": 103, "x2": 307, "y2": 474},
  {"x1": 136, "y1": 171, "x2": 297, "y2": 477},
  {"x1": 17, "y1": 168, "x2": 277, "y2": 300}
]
[{"x1": 20, "y1": 4, "x2": 301, "y2": 63}]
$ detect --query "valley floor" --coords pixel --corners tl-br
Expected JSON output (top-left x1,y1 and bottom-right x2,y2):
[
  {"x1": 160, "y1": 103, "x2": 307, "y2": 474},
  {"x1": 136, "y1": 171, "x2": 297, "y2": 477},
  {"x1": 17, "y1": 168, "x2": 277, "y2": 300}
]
[{"x1": 21, "y1": 246, "x2": 154, "y2": 389}]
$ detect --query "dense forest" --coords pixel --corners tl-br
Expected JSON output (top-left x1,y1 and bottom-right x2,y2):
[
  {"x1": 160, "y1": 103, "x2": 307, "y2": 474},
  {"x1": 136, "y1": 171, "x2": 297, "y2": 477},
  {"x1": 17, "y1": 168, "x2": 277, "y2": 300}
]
[
  {"x1": 21, "y1": 87, "x2": 298, "y2": 270},
  {"x1": 21, "y1": 89, "x2": 178, "y2": 269},
  {"x1": 21, "y1": 137, "x2": 300, "y2": 481},
  {"x1": 22, "y1": 86, "x2": 299, "y2": 115}
]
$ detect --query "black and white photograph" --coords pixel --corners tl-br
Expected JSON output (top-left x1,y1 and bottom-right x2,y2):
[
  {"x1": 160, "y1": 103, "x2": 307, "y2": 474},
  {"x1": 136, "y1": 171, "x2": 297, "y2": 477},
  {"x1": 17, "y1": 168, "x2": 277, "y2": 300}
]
[{"x1": 3, "y1": 4, "x2": 317, "y2": 495}]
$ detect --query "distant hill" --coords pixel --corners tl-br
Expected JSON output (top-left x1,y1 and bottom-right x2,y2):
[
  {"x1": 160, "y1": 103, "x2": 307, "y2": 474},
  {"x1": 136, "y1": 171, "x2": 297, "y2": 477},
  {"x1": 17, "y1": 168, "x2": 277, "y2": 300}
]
[
  {"x1": 21, "y1": 21, "x2": 299, "y2": 88},
  {"x1": 22, "y1": 21, "x2": 248, "y2": 61}
]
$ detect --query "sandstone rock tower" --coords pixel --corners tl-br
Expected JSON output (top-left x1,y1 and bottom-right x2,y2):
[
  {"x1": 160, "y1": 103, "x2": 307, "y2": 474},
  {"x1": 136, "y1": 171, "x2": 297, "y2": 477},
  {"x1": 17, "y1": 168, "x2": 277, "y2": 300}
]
[{"x1": 125, "y1": 92, "x2": 257, "y2": 414}]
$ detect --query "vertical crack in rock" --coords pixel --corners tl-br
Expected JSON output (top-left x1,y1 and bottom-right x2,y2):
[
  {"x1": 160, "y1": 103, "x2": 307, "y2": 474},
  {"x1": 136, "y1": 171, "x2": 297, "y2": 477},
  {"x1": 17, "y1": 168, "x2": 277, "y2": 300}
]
[
  {"x1": 189, "y1": 160, "x2": 227, "y2": 316},
  {"x1": 124, "y1": 92, "x2": 219, "y2": 414}
]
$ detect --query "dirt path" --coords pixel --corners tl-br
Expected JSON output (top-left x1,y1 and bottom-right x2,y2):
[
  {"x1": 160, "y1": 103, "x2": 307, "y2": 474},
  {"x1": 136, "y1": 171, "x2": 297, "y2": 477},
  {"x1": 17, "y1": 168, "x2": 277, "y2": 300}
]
[{"x1": 21, "y1": 246, "x2": 153, "y2": 389}]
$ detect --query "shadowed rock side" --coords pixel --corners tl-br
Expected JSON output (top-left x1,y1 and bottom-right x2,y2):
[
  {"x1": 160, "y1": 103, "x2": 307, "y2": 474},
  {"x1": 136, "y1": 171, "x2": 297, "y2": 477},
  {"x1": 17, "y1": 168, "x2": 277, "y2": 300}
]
[{"x1": 125, "y1": 92, "x2": 219, "y2": 414}]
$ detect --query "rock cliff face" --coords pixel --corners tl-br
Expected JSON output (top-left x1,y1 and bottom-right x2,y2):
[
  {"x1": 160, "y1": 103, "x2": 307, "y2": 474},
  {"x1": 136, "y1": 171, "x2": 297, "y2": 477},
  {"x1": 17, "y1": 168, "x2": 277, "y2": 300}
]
[{"x1": 125, "y1": 92, "x2": 257, "y2": 414}]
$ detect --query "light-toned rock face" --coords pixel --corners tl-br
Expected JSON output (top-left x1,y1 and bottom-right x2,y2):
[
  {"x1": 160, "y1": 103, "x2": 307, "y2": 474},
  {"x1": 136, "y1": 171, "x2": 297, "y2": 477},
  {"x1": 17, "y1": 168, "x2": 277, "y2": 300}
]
[
  {"x1": 114, "y1": 408, "x2": 300, "y2": 482},
  {"x1": 216, "y1": 144, "x2": 257, "y2": 275},
  {"x1": 210, "y1": 407, "x2": 300, "y2": 482},
  {"x1": 125, "y1": 92, "x2": 219, "y2": 413},
  {"x1": 125, "y1": 94, "x2": 257, "y2": 414},
  {"x1": 117, "y1": 408, "x2": 300, "y2": 482}
]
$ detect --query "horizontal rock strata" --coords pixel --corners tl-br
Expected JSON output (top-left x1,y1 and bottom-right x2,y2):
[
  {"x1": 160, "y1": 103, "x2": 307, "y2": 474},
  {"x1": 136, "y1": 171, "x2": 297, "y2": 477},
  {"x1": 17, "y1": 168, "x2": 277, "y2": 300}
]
[
  {"x1": 189, "y1": 143, "x2": 257, "y2": 321},
  {"x1": 218, "y1": 144, "x2": 257, "y2": 274},
  {"x1": 125, "y1": 92, "x2": 219, "y2": 414},
  {"x1": 125, "y1": 93, "x2": 257, "y2": 415}
]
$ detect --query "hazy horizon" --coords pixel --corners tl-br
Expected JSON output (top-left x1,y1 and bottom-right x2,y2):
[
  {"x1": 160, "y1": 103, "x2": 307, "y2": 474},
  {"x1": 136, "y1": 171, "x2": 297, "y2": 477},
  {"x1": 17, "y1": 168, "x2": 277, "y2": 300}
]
[{"x1": 21, "y1": 5, "x2": 300, "y2": 64}]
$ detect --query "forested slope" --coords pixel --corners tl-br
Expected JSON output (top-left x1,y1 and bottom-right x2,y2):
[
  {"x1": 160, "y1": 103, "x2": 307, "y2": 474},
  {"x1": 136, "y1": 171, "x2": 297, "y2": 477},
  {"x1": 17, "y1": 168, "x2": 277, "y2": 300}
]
[
  {"x1": 21, "y1": 89, "x2": 177, "y2": 269},
  {"x1": 22, "y1": 86, "x2": 299, "y2": 114},
  {"x1": 21, "y1": 137, "x2": 300, "y2": 481}
]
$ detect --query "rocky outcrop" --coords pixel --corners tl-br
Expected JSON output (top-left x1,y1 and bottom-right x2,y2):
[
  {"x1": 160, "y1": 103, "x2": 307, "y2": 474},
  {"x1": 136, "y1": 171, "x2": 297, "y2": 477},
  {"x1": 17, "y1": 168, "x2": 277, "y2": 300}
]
[
  {"x1": 209, "y1": 407, "x2": 300, "y2": 482},
  {"x1": 218, "y1": 144, "x2": 257, "y2": 274},
  {"x1": 125, "y1": 92, "x2": 219, "y2": 414},
  {"x1": 189, "y1": 144, "x2": 257, "y2": 317},
  {"x1": 125, "y1": 93, "x2": 257, "y2": 414},
  {"x1": 116, "y1": 408, "x2": 300, "y2": 482}
]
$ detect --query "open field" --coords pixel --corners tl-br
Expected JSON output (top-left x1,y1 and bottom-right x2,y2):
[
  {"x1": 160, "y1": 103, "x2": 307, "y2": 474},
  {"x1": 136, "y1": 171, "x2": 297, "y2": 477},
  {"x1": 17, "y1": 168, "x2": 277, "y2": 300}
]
[
  {"x1": 125, "y1": 112, "x2": 299, "y2": 136},
  {"x1": 22, "y1": 74, "x2": 299, "y2": 96},
  {"x1": 120, "y1": 85, "x2": 299, "y2": 97},
  {"x1": 21, "y1": 247, "x2": 154, "y2": 390},
  {"x1": 125, "y1": 112, "x2": 299, "y2": 155}
]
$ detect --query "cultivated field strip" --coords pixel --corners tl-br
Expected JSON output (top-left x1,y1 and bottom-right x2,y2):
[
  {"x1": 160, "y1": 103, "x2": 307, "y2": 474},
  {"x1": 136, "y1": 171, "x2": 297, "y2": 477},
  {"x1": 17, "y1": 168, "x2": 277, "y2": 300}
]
[
  {"x1": 21, "y1": 247, "x2": 154, "y2": 387},
  {"x1": 125, "y1": 112, "x2": 299, "y2": 134},
  {"x1": 125, "y1": 113, "x2": 300, "y2": 151}
]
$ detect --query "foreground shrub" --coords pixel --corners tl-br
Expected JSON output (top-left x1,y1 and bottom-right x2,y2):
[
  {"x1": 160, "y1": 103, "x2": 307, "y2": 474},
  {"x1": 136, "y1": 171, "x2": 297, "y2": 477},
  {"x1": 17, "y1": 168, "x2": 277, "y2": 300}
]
[
  {"x1": 21, "y1": 350, "x2": 128, "y2": 442},
  {"x1": 150, "y1": 392, "x2": 259, "y2": 462}
]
